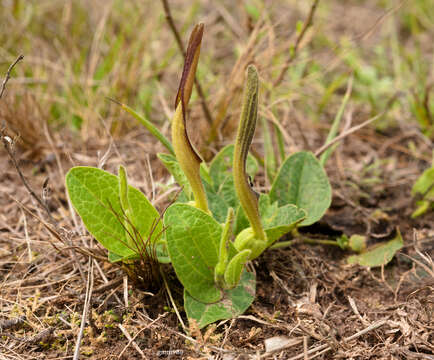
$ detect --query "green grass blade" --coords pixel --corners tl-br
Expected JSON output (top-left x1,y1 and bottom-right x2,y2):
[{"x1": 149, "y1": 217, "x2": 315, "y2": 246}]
[
  {"x1": 319, "y1": 75, "x2": 353, "y2": 166},
  {"x1": 110, "y1": 98, "x2": 174, "y2": 156}
]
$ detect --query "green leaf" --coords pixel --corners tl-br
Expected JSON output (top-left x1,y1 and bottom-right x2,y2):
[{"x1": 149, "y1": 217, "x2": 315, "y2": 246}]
[
  {"x1": 203, "y1": 181, "x2": 231, "y2": 223},
  {"x1": 270, "y1": 151, "x2": 331, "y2": 226},
  {"x1": 412, "y1": 167, "x2": 434, "y2": 199},
  {"x1": 108, "y1": 244, "x2": 170, "y2": 263},
  {"x1": 234, "y1": 205, "x2": 250, "y2": 236},
  {"x1": 347, "y1": 230, "x2": 403, "y2": 267},
  {"x1": 411, "y1": 166, "x2": 434, "y2": 218},
  {"x1": 184, "y1": 271, "x2": 256, "y2": 329},
  {"x1": 200, "y1": 163, "x2": 212, "y2": 185},
  {"x1": 209, "y1": 145, "x2": 258, "y2": 209},
  {"x1": 66, "y1": 167, "x2": 161, "y2": 258},
  {"x1": 158, "y1": 153, "x2": 193, "y2": 200},
  {"x1": 233, "y1": 196, "x2": 306, "y2": 259},
  {"x1": 154, "y1": 242, "x2": 171, "y2": 264},
  {"x1": 336, "y1": 234, "x2": 349, "y2": 250},
  {"x1": 263, "y1": 205, "x2": 306, "y2": 246},
  {"x1": 412, "y1": 200, "x2": 432, "y2": 218},
  {"x1": 158, "y1": 154, "x2": 212, "y2": 204},
  {"x1": 164, "y1": 204, "x2": 222, "y2": 303},
  {"x1": 258, "y1": 194, "x2": 306, "y2": 245},
  {"x1": 108, "y1": 251, "x2": 138, "y2": 263},
  {"x1": 224, "y1": 249, "x2": 251, "y2": 289}
]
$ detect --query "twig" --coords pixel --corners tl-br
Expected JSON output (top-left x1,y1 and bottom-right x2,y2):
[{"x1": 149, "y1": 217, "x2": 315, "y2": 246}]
[
  {"x1": 92, "y1": 274, "x2": 123, "y2": 294},
  {"x1": 21, "y1": 209, "x2": 32, "y2": 262},
  {"x1": 117, "y1": 314, "x2": 166, "y2": 359},
  {"x1": 161, "y1": 270, "x2": 187, "y2": 332},
  {"x1": 347, "y1": 296, "x2": 369, "y2": 327},
  {"x1": 315, "y1": 78, "x2": 402, "y2": 158},
  {"x1": 0, "y1": 55, "x2": 24, "y2": 100},
  {"x1": 6, "y1": 193, "x2": 64, "y2": 253},
  {"x1": 92, "y1": 259, "x2": 123, "y2": 306},
  {"x1": 73, "y1": 258, "x2": 94, "y2": 360},
  {"x1": 237, "y1": 315, "x2": 289, "y2": 330},
  {"x1": 270, "y1": 270, "x2": 296, "y2": 299},
  {"x1": 123, "y1": 275, "x2": 129, "y2": 308},
  {"x1": 1, "y1": 133, "x2": 56, "y2": 224},
  {"x1": 303, "y1": 336, "x2": 308, "y2": 360},
  {"x1": 160, "y1": 0, "x2": 184, "y2": 52},
  {"x1": 160, "y1": 0, "x2": 214, "y2": 126},
  {"x1": 220, "y1": 318, "x2": 236, "y2": 349},
  {"x1": 273, "y1": 0, "x2": 320, "y2": 87},
  {"x1": 117, "y1": 324, "x2": 146, "y2": 359}
]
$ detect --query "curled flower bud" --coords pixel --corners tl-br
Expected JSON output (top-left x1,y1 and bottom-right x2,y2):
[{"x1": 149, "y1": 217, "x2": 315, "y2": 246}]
[{"x1": 172, "y1": 24, "x2": 209, "y2": 213}]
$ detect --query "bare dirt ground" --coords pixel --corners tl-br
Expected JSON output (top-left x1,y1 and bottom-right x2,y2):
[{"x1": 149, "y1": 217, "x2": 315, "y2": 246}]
[{"x1": 1, "y1": 1, "x2": 433, "y2": 359}]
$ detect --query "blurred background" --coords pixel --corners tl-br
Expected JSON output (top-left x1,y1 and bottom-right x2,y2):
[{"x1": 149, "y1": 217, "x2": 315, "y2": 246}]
[{"x1": 1, "y1": 0, "x2": 432, "y2": 157}]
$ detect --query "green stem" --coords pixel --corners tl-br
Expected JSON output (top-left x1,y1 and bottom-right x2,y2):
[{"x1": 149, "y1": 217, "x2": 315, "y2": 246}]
[
  {"x1": 270, "y1": 237, "x2": 341, "y2": 250},
  {"x1": 269, "y1": 240, "x2": 298, "y2": 249},
  {"x1": 301, "y1": 238, "x2": 341, "y2": 246}
]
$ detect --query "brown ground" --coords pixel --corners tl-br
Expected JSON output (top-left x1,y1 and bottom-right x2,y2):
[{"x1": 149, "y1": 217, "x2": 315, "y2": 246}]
[
  {"x1": 1, "y1": 126, "x2": 432, "y2": 359},
  {"x1": 1, "y1": 1, "x2": 433, "y2": 360}
]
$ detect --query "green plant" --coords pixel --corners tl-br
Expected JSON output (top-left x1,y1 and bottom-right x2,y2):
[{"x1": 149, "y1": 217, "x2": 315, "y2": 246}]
[
  {"x1": 411, "y1": 152, "x2": 434, "y2": 218},
  {"x1": 65, "y1": 24, "x2": 401, "y2": 329}
]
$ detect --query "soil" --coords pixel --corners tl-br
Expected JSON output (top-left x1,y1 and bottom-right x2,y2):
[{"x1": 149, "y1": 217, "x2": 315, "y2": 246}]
[{"x1": 1, "y1": 125, "x2": 432, "y2": 359}]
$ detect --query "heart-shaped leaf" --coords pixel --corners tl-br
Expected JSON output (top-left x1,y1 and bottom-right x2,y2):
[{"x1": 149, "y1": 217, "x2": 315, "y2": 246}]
[
  {"x1": 66, "y1": 167, "x2": 161, "y2": 258},
  {"x1": 184, "y1": 271, "x2": 256, "y2": 329},
  {"x1": 270, "y1": 151, "x2": 331, "y2": 226},
  {"x1": 164, "y1": 203, "x2": 223, "y2": 303}
]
